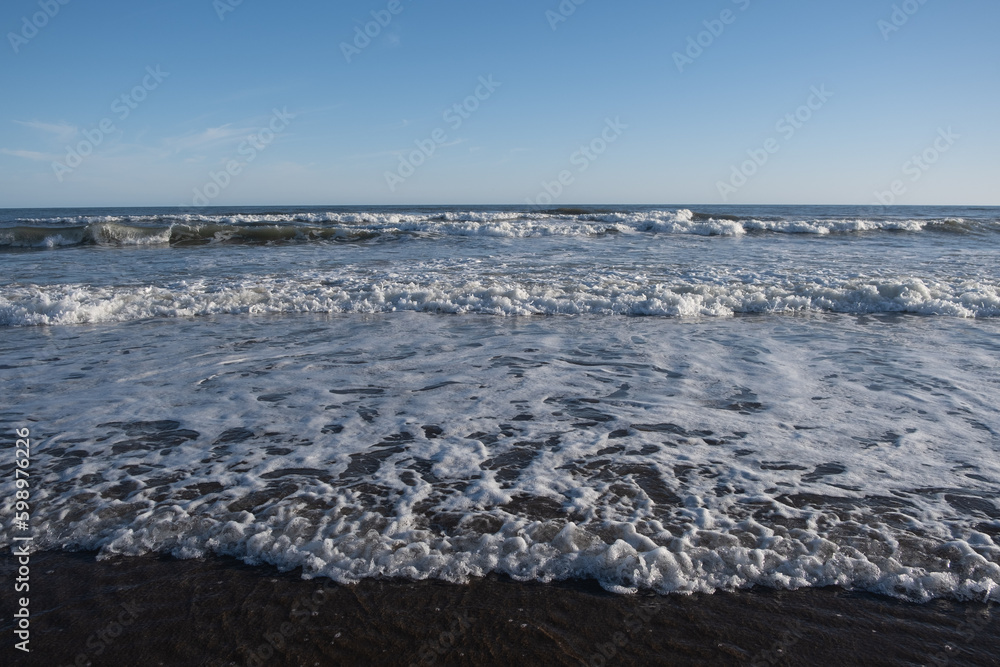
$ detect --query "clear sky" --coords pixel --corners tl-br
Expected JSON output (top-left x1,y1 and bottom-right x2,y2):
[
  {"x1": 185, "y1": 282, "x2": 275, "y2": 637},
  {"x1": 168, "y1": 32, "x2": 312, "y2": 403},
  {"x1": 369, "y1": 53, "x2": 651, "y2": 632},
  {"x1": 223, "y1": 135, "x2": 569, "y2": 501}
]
[{"x1": 1, "y1": 0, "x2": 997, "y2": 207}]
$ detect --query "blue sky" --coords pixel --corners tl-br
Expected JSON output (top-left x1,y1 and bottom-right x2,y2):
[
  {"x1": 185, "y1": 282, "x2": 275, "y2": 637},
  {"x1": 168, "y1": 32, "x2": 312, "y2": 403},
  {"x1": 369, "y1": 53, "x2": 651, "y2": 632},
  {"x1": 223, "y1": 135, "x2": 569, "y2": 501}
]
[{"x1": 0, "y1": 0, "x2": 997, "y2": 207}]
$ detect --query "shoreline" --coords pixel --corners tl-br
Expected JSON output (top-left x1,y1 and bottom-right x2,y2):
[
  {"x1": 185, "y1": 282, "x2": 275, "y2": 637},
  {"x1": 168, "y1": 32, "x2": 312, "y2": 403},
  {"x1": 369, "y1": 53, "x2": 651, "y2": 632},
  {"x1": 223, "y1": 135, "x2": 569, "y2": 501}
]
[{"x1": 2, "y1": 551, "x2": 997, "y2": 666}]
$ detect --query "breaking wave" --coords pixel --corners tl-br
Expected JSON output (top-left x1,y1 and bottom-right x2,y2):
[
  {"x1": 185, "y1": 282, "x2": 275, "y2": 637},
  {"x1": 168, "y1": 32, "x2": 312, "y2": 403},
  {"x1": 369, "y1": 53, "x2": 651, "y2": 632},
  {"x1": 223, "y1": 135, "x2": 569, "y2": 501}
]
[
  {"x1": 2, "y1": 273, "x2": 998, "y2": 326},
  {"x1": 0, "y1": 209, "x2": 990, "y2": 249}
]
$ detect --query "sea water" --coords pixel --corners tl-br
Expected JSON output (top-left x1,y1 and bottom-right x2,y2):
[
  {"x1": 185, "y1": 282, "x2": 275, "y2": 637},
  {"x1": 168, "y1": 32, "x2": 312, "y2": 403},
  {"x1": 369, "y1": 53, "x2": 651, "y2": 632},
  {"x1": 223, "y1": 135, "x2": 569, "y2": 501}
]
[{"x1": 1, "y1": 205, "x2": 997, "y2": 602}]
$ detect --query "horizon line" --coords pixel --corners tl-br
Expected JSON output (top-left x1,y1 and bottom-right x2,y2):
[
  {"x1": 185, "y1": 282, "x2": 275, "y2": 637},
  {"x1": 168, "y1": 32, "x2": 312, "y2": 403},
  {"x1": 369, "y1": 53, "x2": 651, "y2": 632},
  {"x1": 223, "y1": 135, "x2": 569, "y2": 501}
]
[{"x1": 3, "y1": 203, "x2": 999, "y2": 211}]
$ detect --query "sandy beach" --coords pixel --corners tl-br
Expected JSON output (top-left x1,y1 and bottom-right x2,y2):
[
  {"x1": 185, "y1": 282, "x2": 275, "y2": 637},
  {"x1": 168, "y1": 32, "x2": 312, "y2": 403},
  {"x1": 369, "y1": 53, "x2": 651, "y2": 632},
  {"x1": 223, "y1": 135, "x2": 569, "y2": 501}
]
[{"x1": 1, "y1": 550, "x2": 995, "y2": 666}]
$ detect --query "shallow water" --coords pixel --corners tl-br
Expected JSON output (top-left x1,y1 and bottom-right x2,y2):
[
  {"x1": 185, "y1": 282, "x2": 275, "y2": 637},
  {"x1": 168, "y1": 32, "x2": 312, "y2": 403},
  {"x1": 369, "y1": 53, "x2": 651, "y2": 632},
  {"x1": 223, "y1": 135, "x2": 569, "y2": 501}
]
[{"x1": 2, "y1": 311, "x2": 998, "y2": 601}]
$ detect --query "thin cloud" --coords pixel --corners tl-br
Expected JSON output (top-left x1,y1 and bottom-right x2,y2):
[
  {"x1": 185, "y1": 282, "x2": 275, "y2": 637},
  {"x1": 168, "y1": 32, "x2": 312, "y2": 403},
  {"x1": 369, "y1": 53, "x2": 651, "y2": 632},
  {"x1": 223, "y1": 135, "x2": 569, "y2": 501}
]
[
  {"x1": 162, "y1": 124, "x2": 255, "y2": 153},
  {"x1": 14, "y1": 120, "x2": 78, "y2": 142},
  {"x1": 1, "y1": 148, "x2": 59, "y2": 161},
  {"x1": 350, "y1": 138, "x2": 468, "y2": 161},
  {"x1": 347, "y1": 148, "x2": 410, "y2": 160}
]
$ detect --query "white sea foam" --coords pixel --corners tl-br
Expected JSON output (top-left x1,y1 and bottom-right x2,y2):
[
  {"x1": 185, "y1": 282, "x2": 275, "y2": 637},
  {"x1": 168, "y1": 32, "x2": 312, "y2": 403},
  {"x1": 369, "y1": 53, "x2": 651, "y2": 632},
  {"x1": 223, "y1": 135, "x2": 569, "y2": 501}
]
[
  {"x1": 2, "y1": 273, "x2": 998, "y2": 326},
  {"x1": 1, "y1": 313, "x2": 997, "y2": 601}
]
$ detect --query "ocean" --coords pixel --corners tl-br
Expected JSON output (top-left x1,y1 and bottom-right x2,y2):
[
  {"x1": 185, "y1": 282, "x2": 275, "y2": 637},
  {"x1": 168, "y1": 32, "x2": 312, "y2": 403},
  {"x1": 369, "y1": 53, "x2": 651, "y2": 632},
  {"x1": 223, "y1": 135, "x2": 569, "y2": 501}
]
[{"x1": 1, "y1": 204, "x2": 998, "y2": 665}]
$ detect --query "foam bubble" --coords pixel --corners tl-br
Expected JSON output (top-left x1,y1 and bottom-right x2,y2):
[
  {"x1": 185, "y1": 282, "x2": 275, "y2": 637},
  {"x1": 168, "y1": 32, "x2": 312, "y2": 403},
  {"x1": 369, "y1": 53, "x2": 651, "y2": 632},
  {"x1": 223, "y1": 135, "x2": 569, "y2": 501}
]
[
  {"x1": 2, "y1": 312, "x2": 997, "y2": 602},
  {"x1": 2, "y1": 273, "x2": 998, "y2": 326}
]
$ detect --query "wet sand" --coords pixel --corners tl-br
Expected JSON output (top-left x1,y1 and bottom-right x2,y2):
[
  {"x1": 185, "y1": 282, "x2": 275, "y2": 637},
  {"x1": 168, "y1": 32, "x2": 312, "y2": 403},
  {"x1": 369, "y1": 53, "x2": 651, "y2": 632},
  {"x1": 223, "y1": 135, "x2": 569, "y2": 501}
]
[{"x1": 2, "y1": 551, "x2": 997, "y2": 666}]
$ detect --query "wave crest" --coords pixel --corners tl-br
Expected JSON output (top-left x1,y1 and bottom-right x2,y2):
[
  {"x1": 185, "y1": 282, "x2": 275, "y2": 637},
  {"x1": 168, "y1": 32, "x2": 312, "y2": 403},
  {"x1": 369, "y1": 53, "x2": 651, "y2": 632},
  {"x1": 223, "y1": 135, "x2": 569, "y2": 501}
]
[
  {"x1": 3, "y1": 275, "x2": 998, "y2": 326},
  {"x1": 1, "y1": 209, "x2": 988, "y2": 249}
]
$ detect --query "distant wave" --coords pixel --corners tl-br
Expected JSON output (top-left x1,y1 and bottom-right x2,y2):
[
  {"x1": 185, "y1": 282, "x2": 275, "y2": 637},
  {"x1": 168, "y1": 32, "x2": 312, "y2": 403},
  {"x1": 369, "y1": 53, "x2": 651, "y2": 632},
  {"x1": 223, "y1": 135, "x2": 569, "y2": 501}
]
[{"x1": 0, "y1": 209, "x2": 989, "y2": 249}]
